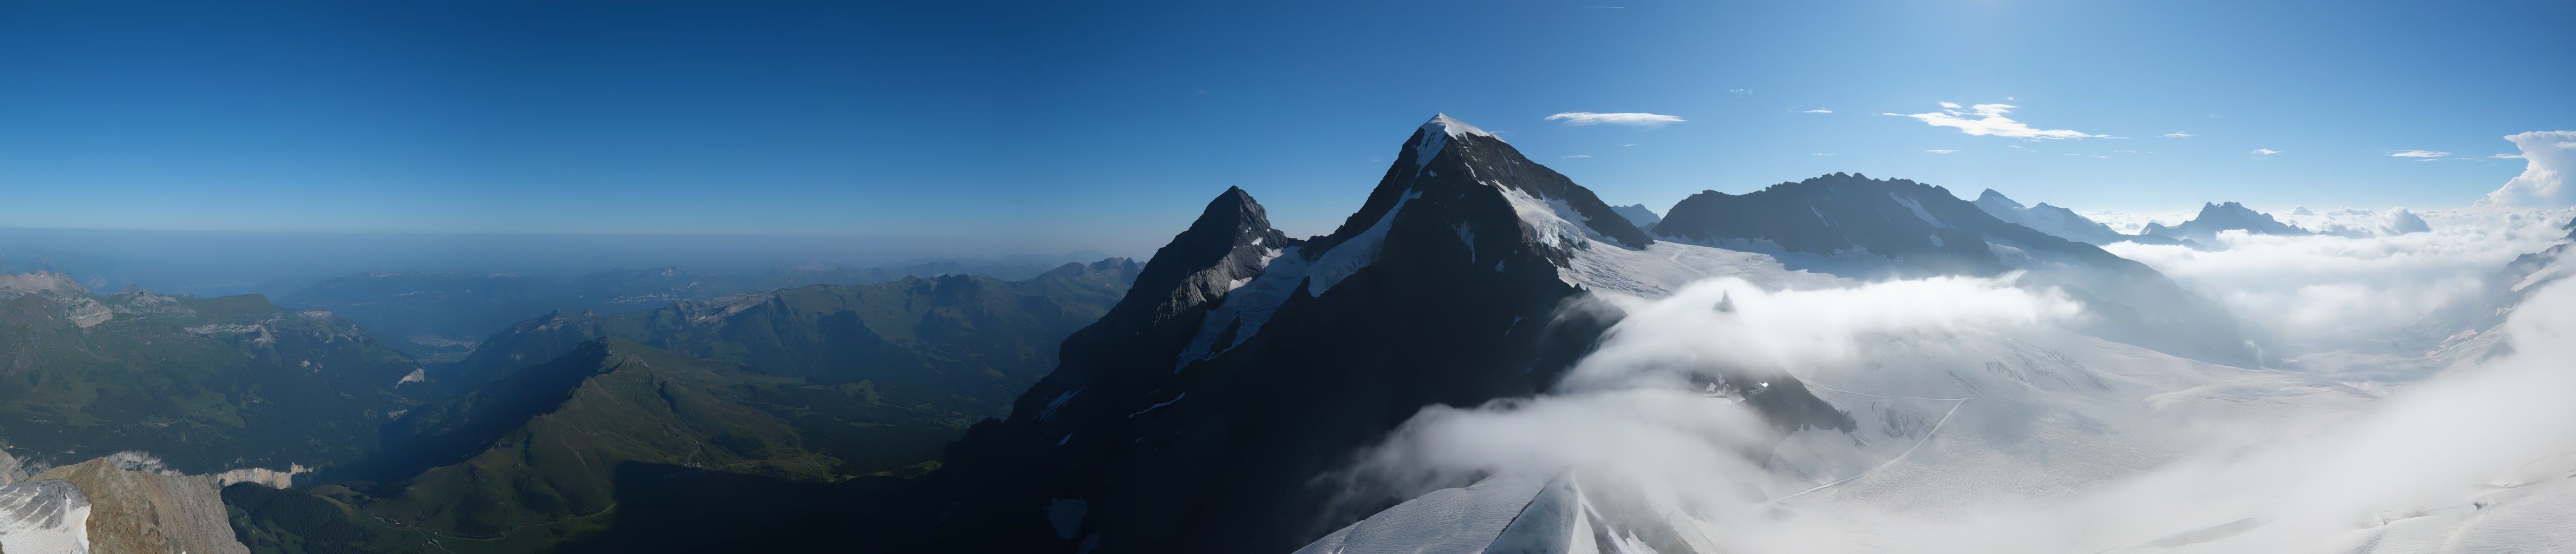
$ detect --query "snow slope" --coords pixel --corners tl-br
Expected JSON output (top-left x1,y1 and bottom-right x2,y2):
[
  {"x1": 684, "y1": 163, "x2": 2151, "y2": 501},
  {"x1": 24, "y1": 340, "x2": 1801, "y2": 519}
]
[{"x1": 0, "y1": 479, "x2": 91, "y2": 554}]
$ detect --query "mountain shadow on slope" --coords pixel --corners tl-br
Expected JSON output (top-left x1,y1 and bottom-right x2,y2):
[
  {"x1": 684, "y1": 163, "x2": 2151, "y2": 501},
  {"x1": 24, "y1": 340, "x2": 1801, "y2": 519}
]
[
  {"x1": 440, "y1": 259, "x2": 1134, "y2": 393},
  {"x1": 233, "y1": 338, "x2": 882, "y2": 552}
]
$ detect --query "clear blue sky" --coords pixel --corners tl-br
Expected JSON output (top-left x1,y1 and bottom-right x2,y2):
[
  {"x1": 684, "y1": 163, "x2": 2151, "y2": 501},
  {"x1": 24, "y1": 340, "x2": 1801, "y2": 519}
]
[{"x1": 5, "y1": 0, "x2": 2570, "y2": 256}]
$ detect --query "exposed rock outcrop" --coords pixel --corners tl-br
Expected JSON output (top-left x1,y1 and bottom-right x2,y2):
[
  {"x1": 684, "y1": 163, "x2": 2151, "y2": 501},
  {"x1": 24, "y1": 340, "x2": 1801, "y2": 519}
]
[{"x1": 32, "y1": 458, "x2": 247, "y2": 554}]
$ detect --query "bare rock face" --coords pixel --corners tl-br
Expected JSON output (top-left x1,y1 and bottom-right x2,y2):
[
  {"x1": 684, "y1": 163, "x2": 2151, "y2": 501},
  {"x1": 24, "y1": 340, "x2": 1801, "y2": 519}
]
[
  {"x1": 31, "y1": 458, "x2": 246, "y2": 554},
  {"x1": 0, "y1": 479, "x2": 90, "y2": 554},
  {"x1": 0, "y1": 272, "x2": 112, "y2": 328},
  {"x1": 0, "y1": 450, "x2": 28, "y2": 486}
]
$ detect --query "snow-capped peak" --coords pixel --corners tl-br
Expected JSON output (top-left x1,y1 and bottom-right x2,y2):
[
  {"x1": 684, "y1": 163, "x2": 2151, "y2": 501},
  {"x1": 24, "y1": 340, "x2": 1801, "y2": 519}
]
[{"x1": 1422, "y1": 113, "x2": 1493, "y2": 138}]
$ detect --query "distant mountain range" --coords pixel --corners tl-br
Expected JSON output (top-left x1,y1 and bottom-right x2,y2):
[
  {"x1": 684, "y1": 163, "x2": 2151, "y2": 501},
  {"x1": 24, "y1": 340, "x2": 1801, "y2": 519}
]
[
  {"x1": 1970, "y1": 189, "x2": 2196, "y2": 247},
  {"x1": 0, "y1": 273, "x2": 425, "y2": 474},
  {"x1": 219, "y1": 258, "x2": 1137, "y2": 553},
  {"x1": 275, "y1": 258, "x2": 1099, "y2": 362},
  {"x1": 2140, "y1": 201, "x2": 2313, "y2": 243},
  {"x1": 1610, "y1": 203, "x2": 1663, "y2": 229},
  {"x1": 878, "y1": 115, "x2": 2271, "y2": 552}
]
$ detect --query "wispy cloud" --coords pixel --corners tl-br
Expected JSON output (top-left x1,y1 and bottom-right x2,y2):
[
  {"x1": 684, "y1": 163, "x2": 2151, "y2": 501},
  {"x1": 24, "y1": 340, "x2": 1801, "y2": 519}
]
[
  {"x1": 1546, "y1": 112, "x2": 1686, "y2": 127},
  {"x1": 1925, "y1": 149, "x2": 1958, "y2": 154},
  {"x1": 2162, "y1": 131, "x2": 2192, "y2": 138},
  {"x1": 2492, "y1": 153, "x2": 2526, "y2": 159},
  {"x1": 1561, "y1": 154, "x2": 1593, "y2": 159},
  {"x1": 1617, "y1": 143, "x2": 1640, "y2": 147},
  {"x1": 1728, "y1": 88, "x2": 1751, "y2": 96},
  {"x1": 2253, "y1": 148, "x2": 2283, "y2": 155},
  {"x1": 1801, "y1": 109, "x2": 1833, "y2": 114},
  {"x1": 2389, "y1": 150, "x2": 2450, "y2": 158},
  {"x1": 1893, "y1": 102, "x2": 2103, "y2": 140},
  {"x1": 1810, "y1": 153, "x2": 1836, "y2": 156}
]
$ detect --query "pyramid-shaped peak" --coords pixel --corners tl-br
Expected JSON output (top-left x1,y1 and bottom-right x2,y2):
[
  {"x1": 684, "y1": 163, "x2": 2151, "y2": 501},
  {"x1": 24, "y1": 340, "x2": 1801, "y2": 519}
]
[
  {"x1": 1973, "y1": 188, "x2": 2025, "y2": 210},
  {"x1": 1421, "y1": 113, "x2": 1494, "y2": 139}
]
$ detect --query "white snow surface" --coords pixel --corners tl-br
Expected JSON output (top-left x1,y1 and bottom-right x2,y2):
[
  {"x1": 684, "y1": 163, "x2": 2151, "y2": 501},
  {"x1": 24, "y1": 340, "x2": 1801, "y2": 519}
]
[
  {"x1": 1891, "y1": 193, "x2": 1952, "y2": 228},
  {"x1": 1412, "y1": 114, "x2": 1490, "y2": 173},
  {"x1": 1309, "y1": 192, "x2": 1420, "y2": 295},
  {"x1": 1422, "y1": 113, "x2": 1494, "y2": 138},
  {"x1": 1289, "y1": 474, "x2": 1544, "y2": 554},
  {"x1": 0, "y1": 479, "x2": 90, "y2": 554}
]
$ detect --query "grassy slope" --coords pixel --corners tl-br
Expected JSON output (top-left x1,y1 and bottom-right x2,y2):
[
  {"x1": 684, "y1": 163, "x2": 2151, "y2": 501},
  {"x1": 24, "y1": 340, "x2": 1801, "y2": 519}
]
[
  {"x1": 226, "y1": 262, "x2": 1133, "y2": 552},
  {"x1": 0, "y1": 289, "x2": 423, "y2": 472}
]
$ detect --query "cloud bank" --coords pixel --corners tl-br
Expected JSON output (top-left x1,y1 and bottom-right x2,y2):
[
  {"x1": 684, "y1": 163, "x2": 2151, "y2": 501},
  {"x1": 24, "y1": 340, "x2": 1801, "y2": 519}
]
[
  {"x1": 2476, "y1": 130, "x2": 2576, "y2": 208},
  {"x1": 1338, "y1": 221, "x2": 2576, "y2": 552},
  {"x1": 2103, "y1": 208, "x2": 2571, "y2": 367},
  {"x1": 1545, "y1": 112, "x2": 1686, "y2": 127},
  {"x1": 1347, "y1": 275, "x2": 2080, "y2": 518}
]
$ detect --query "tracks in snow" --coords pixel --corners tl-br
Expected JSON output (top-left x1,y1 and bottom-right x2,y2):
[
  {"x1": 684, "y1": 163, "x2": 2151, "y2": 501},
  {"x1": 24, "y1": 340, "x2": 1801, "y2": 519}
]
[{"x1": 1750, "y1": 382, "x2": 1973, "y2": 513}]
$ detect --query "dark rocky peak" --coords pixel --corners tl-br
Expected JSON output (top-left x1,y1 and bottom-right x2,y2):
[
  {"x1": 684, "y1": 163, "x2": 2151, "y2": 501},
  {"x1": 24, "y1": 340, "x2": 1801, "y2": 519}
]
[
  {"x1": 1108, "y1": 187, "x2": 1295, "y2": 327},
  {"x1": 1311, "y1": 114, "x2": 1651, "y2": 260},
  {"x1": 1655, "y1": 173, "x2": 2089, "y2": 275},
  {"x1": 1610, "y1": 204, "x2": 1662, "y2": 229}
]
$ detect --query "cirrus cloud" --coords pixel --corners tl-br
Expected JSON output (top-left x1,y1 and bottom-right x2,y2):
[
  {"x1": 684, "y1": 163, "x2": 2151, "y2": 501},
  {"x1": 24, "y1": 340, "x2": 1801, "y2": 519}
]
[
  {"x1": 1892, "y1": 102, "x2": 2104, "y2": 140},
  {"x1": 1545, "y1": 112, "x2": 1686, "y2": 127}
]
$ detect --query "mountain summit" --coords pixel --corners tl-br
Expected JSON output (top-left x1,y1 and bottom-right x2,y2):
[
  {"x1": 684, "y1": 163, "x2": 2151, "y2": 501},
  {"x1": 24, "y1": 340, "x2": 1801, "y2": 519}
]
[
  {"x1": 1972, "y1": 189, "x2": 2162, "y2": 246},
  {"x1": 925, "y1": 115, "x2": 1847, "y2": 552},
  {"x1": 917, "y1": 117, "x2": 2259, "y2": 553},
  {"x1": 2141, "y1": 201, "x2": 2311, "y2": 243}
]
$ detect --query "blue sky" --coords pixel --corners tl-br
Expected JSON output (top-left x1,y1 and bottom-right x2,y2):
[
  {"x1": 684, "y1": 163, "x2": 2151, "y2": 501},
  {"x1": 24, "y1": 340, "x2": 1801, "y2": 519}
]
[{"x1": 4, "y1": 0, "x2": 2570, "y2": 257}]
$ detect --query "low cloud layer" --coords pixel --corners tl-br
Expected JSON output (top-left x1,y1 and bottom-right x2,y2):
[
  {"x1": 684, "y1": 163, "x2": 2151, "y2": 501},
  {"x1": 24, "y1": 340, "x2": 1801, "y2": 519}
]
[
  {"x1": 2276, "y1": 206, "x2": 2431, "y2": 238},
  {"x1": 1341, "y1": 222, "x2": 2576, "y2": 552},
  {"x1": 1347, "y1": 275, "x2": 2081, "y2": 523},
  {"x1": 2105, "y1": 209, "x2": 2570, "y2": 364},
  {"x1": 2477, "y1": 130, "x2": 2576, "y2": 208}
]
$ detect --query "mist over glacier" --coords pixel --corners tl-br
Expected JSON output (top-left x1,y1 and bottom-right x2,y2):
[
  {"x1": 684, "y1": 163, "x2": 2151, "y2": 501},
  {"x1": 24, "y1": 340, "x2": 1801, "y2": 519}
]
[
  {"x1": 1331, "y1": 209, "x2": 2576, "y2": 553},
  {"x1": 2103, "y1": 208, "x2": 2573, "y2": 373}
]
